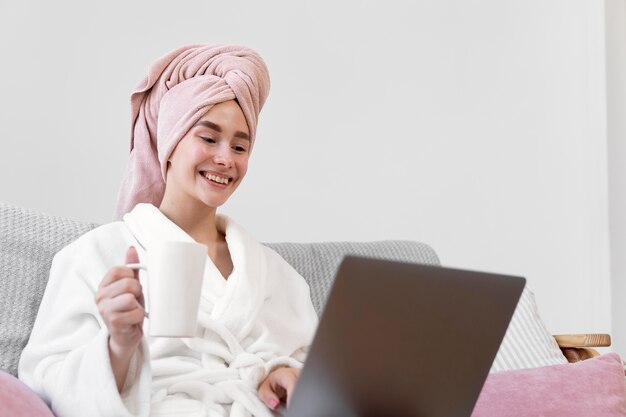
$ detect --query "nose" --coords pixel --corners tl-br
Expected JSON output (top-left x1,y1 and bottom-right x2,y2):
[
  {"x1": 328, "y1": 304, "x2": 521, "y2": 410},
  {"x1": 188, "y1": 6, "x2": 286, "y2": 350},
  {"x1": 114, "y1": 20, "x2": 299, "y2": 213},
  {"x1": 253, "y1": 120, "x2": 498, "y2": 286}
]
[{"x1": 213, "y1": 145, "x2": 233, "y2": 168}]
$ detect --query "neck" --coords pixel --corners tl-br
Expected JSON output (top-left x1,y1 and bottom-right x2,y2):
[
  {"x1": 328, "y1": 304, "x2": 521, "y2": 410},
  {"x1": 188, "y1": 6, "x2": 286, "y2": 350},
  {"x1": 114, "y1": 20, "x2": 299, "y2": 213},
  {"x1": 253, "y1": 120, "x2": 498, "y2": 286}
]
[{"x1": 158, "y1": 199, "x2": 223, "y2": 246}]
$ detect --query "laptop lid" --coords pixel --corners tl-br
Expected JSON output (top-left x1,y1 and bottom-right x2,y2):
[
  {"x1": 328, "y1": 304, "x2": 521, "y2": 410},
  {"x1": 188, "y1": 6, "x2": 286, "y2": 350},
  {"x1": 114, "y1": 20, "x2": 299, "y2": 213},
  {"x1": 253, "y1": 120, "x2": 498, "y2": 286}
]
[{"x1": 285, "y1": 256, "x2": 525, "y2": 417}]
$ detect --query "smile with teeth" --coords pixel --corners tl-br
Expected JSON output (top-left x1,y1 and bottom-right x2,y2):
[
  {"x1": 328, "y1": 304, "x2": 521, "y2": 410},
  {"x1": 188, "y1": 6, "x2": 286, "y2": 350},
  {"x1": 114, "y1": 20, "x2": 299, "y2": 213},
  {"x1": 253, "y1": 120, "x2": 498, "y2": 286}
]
[{"x1": 202, "y1": 172, "x2": 231, "y2": 185}]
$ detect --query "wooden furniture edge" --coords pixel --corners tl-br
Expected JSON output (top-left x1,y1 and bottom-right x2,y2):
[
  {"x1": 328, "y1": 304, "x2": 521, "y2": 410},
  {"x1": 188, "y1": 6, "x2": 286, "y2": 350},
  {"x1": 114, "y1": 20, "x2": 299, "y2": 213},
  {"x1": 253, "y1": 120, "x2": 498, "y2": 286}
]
[
  {"x1": 553, "y1": 333, "x2": 611, "y2": 348},
  {"x1": 553, "y1": 334, "x2": 611, "y2": 363}
]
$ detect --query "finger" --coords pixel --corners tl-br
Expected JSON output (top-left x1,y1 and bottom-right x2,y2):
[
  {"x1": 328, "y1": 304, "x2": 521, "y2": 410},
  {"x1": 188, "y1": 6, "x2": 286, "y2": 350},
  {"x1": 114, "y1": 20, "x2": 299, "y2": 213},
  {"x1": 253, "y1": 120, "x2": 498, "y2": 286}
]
[
  {"x1": 98, "y1": 265, "x2": 138, "y2": 291},
  {"x1": 101, "y1": 278, "x2": 143, "y2": 300},
  {"x1": 258, "y1": 379, "x2": 281, "y2": 410},
  {"x1": 109, "y1": 292, "x2": 147, "y2": 319},
  {"x1": 108, "y1": 308, "x2": 146, "y2": 332},
  {"x1": 95, "y1": 276, "x2": 143, "y2": 305},
  {"x1": 96, "y1": 269, "x2": 135, "y2": 305},
  {"x1": 283, "y1": 372, "x2": 297, "y2": 406},
  {"x1": 273, "y1": 369, "x2": 298, "y2": 406},
  {"x1": 97, "y1": 245, "x2": 143, "y2": 303},
  {"x1": 125, "y1": 246, "x2": 140, "y2": 280},
  {"x1": 125, "y1": 246, "x2": 146, "y2": 307},
  {"x1": 103, "y1": 298, "x2": 146, "y2": 323},
  {"x1": 98, "y1": 295, "x2": 141, "y2": 325},
  {"x1": 108, "y1": 292, "x2": 144, "y2": 313}
]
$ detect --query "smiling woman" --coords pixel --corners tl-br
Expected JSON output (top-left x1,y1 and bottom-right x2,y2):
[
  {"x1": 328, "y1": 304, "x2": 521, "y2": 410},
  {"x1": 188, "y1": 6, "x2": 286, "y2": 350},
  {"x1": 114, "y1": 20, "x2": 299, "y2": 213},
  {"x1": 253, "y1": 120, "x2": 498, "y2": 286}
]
[{"x1": 16, "y1": 44, "x2": 319, "y2": 417}]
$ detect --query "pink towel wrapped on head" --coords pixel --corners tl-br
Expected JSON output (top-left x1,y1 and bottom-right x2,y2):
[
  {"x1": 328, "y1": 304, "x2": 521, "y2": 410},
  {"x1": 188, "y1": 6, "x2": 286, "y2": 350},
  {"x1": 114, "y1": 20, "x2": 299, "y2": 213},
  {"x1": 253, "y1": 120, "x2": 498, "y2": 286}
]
[{"x1": 115, "y1": 44, "x2": 271, "y2": 219}]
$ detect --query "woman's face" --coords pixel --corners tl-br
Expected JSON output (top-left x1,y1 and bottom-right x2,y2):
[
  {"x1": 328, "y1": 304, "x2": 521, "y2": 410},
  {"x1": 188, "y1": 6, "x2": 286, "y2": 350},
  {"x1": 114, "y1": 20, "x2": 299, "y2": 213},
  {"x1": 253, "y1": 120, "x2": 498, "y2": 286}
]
[{"x1": 163, "y1": 100, "x2": 251, "y2": 210}]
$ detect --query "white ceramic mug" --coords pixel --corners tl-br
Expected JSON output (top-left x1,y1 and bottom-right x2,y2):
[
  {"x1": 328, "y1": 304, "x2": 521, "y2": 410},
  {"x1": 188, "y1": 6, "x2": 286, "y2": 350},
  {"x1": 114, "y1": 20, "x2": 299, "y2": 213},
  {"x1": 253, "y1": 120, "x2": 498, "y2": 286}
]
[{"x1": 127, "y1": 241, "x2": 207, "y2": 337}]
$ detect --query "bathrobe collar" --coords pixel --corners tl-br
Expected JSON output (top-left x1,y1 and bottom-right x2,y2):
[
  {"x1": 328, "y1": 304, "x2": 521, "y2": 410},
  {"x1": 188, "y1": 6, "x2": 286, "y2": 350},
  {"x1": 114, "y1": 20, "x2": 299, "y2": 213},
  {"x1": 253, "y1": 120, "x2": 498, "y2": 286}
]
[{"x1": 123, "y1": 203, "x2": 267, "y2": 340}]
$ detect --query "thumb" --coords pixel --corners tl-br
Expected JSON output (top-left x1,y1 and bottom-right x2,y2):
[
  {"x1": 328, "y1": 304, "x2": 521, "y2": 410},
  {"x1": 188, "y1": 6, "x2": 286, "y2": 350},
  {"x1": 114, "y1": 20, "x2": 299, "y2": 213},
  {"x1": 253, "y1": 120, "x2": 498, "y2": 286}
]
[
  {"x1": 125, "y1": 246, "x2": 146, "y2": 310},
  {"x1": 258, "y1": 380, "x2": 281, "y2": 410},
  {"x1": 125, "y1": 246, "x2": 140, "y2": 280}
]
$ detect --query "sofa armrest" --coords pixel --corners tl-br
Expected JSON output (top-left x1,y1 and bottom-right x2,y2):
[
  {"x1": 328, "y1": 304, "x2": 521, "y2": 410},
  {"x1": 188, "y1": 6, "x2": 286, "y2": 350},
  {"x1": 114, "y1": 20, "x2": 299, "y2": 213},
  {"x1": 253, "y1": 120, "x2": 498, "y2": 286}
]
[
  {"x1": 553, "y1": 334, "x2": 611, "y2": 363},
  {"x1": 554, "y1": 333, "x2": 612, "y2": 348}
]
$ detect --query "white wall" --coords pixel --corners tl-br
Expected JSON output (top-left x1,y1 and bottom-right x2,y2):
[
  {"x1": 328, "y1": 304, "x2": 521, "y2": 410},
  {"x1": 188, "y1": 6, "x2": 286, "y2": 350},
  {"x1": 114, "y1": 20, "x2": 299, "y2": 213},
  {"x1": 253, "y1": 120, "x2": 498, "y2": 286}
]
[
  {"x1": 0, "y1": 1, "x2": 618, "y2": 351},
  {"x1": 606, "y1": 0, "x2": 626, "y2": 357}
]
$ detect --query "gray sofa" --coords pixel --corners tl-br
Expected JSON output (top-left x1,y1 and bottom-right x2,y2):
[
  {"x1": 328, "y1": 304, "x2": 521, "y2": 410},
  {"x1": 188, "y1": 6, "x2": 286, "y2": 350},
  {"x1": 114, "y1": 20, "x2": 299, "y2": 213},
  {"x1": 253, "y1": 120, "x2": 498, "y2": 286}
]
[
  {"x1": 0, "y1": 202, "x2": 440, "y2": 377},
  {"x1": 4, "y1": 202, "x2": 622, "y2": 417}
]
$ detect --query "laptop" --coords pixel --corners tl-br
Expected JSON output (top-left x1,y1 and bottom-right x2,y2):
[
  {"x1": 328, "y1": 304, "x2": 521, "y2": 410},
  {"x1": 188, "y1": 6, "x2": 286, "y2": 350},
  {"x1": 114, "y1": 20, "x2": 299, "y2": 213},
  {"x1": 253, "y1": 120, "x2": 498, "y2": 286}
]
[{"x1": 284, "y1": 256, "x2": 525, "y2": 417}]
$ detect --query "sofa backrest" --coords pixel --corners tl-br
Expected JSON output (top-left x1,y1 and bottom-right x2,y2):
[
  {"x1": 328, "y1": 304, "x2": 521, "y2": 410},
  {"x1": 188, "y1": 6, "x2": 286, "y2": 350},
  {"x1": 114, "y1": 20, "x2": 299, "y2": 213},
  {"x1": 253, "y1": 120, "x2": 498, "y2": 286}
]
[
  {"x1": 0, "y1": 202, "x2": 440, "y2": 376},
  {"x1": 265, "y1": 241, "x2": 441, "y2": 314},
  {"x1": 0, "y1": 203, "x2": 99, "y2": 377}
]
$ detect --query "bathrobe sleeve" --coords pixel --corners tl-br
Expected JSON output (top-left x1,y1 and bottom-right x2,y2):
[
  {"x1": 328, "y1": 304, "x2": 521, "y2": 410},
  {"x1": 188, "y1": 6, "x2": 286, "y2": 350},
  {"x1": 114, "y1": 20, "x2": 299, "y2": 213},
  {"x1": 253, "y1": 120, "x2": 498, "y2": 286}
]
[{"x1": 18, "y1": 224, "x2": 152, "y2": 417}]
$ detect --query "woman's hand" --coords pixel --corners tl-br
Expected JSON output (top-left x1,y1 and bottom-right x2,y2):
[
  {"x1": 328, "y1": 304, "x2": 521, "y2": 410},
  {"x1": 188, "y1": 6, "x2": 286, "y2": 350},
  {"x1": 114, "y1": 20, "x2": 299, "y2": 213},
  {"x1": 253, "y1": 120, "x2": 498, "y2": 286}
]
[
  {"x1": 258, "y1": 367, "x2": 301, "y2": 410},
  {"x1": 95, "y1": 246, "x2": 146, "y2": 390}
]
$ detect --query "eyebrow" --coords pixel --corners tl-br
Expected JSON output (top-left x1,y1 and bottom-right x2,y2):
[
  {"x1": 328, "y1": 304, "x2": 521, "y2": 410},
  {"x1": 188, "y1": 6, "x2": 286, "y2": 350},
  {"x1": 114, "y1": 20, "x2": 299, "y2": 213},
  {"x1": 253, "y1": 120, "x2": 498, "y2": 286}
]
[{"x1": 194, "y1": 120, "x2": 250, "y2": 141}]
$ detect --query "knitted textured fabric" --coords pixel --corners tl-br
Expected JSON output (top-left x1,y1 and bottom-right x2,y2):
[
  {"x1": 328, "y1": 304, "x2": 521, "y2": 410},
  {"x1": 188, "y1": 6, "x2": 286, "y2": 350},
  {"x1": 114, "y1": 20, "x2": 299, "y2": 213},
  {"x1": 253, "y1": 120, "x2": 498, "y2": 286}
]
[
  {"x1": 265, "y1": 241, "x2": 441, "y2": 315},
  {"x1": 0, "y1": 203, "x2": 97, "y2": 376}
]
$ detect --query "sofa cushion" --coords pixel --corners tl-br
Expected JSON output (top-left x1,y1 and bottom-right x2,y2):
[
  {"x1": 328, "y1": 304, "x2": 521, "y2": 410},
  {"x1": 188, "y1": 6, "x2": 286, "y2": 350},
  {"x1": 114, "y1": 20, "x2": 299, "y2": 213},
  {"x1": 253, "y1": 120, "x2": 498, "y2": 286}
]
[
  {"x1": 265, "y1": 241, "x2": 441, "y2": 314},
  {"x1": 471, "y1": 352, "x2": 626, "y2": 417},
  {"x1": 490, "y1": 286, "x2": 568, "y2": 372},
  {"x1": 0, "y1": 370, "x2": 55, "y2": 417},
  {"x1": 0, "y1": 203, "x2": 97, "y2": 376},
  {"x1": 268, "y1": 243, "x2": 569, "y2": 372}
]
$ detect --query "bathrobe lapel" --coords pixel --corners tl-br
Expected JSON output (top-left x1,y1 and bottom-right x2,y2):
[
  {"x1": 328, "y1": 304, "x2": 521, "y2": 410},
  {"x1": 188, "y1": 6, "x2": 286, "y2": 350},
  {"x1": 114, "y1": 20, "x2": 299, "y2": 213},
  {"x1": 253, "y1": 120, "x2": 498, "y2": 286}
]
[{"x1": 123, "y1": 204, "x2": 266, "y2": 343}]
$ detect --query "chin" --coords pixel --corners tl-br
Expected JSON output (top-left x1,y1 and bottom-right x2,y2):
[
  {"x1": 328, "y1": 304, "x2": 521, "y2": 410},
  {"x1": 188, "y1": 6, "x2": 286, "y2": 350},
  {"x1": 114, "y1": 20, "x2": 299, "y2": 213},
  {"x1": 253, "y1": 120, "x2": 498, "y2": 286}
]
[
  {"x1": 197, "y1": 195, "x2": 230, "y2": 209},
  {"x1": 195, "y1": 184, "x2": 239, "y2": 209},
  {"x1": 197, "y1": 199, "x2": 225, "y2": 210}
]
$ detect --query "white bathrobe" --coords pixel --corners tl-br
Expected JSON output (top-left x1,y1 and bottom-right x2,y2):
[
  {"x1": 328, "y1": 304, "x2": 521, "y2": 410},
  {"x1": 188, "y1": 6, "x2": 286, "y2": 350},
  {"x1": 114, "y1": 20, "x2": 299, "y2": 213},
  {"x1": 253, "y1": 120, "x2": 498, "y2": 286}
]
[{"x1": 18, "y1": 204, "x2": 319, "y2": 417}]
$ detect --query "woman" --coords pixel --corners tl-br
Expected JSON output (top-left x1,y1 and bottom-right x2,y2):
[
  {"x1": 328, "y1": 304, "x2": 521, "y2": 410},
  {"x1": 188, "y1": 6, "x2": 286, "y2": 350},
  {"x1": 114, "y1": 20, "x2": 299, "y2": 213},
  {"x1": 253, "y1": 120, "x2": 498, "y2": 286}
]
[{"x1": 18, "y1": 44, "x2": 318, "y2": 417}]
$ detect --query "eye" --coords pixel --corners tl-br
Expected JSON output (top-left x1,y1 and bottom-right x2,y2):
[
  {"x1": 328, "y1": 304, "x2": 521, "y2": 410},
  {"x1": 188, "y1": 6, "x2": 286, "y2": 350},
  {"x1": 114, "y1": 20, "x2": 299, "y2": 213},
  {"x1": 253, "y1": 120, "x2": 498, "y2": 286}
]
[
  {"x1": 200, "y1": 136, "x2": 216, "y2": 144},
  {"x1": 232, "y1": 145, "x2": 248, "y2": 153}
]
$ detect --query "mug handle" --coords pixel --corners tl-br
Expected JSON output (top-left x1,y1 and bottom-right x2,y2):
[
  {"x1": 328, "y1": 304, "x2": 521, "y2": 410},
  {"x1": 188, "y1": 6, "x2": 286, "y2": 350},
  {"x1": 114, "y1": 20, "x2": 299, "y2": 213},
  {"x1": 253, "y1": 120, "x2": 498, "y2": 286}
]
[{"x1": 126, "y1": 263, "x2": 149, "y2": 318}]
